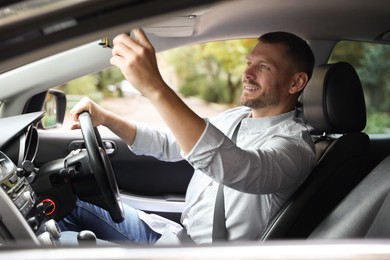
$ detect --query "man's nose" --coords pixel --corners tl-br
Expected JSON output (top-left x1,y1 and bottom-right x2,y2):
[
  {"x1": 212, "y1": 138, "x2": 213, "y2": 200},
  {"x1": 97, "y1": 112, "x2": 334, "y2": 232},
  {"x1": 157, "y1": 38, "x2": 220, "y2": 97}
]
[{"x1": 243, "y1": 66, "x2": 255, "y2": 80}]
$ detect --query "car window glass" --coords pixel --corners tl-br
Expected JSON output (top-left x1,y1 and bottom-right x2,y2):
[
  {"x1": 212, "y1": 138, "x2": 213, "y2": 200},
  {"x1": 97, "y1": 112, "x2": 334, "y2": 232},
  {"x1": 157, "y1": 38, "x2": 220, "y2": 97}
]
[
  {"x1": 329, "y1": 41, "x2": 390, "y2": 134},
  {"x1": 52, "y1": 38, "x2": 257, "y2": 130}
]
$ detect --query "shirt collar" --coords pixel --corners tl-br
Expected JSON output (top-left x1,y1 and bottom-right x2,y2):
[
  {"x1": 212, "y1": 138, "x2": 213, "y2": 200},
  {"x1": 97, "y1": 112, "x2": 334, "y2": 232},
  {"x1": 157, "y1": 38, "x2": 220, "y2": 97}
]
[{"x1": 241, "y1": 110, "x2": 296, "y2": 133}]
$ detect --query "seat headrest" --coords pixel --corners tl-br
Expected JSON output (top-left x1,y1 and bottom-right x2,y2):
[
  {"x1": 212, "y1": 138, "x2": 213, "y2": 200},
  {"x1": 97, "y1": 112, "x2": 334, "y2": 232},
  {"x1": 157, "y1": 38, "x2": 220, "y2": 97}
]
[{"x1": 301, "y1": 62, "x2": 366, "y2": 135}]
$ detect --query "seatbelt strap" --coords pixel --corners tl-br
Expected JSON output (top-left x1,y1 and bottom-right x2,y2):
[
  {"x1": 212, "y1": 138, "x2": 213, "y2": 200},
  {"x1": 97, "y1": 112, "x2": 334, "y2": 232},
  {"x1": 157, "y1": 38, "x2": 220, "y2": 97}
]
[
  {"x1": 177, "y1": 228, "x2": 195, "y2": 244},
  {"x1": 212, "y1": 121, "x2": 241, "y2": 242},
  {"x1": 212, "y1": 183, "x2": 227, "y2": 241}
]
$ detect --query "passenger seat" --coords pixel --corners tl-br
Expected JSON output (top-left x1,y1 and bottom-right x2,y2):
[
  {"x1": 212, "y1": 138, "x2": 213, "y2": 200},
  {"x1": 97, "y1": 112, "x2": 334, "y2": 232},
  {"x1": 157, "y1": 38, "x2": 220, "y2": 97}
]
[{"x1": 309, "y1": 154, "x2": 390, "y2": 239}]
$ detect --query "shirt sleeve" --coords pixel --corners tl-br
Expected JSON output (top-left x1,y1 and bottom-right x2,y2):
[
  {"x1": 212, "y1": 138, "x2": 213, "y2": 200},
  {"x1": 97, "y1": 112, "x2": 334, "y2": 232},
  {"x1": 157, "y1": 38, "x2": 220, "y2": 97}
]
[
  {"x1": 129, "y1": 122, "x2": 183, "y2": 162},
  {"x1": 184, "y1": 121, "x2": 315, "y2": 194}
]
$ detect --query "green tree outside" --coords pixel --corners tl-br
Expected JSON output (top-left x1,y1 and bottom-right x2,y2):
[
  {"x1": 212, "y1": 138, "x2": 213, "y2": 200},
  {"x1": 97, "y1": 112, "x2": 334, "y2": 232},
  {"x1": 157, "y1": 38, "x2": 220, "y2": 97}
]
[{"x1": 329, "y1": 41, "x2": 390, "y2": 133}]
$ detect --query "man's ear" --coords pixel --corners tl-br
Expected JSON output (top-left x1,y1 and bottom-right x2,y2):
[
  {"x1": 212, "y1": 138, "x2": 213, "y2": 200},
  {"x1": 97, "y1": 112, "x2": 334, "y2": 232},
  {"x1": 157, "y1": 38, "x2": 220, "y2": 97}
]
[{"x1": 289, "y1": 72, "x2": 309, "y2": 94}]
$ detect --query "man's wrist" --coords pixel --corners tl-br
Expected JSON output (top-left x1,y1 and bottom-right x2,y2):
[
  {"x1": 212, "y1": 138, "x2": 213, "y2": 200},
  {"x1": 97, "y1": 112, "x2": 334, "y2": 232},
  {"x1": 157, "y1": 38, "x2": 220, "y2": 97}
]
[{"x1": 102, "y1": 110, "x2": 119, "y2": 128}]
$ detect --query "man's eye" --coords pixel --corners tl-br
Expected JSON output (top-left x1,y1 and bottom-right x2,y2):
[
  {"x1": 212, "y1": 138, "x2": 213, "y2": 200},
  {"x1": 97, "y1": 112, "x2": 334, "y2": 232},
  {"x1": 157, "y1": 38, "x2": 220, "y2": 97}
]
[{"x1": 258, "y1": 64, "x2": 270, "y2": 71}]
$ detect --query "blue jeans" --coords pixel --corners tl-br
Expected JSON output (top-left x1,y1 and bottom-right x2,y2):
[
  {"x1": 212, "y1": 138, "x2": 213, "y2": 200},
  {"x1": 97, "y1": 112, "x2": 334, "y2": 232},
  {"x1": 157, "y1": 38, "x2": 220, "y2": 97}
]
[{"x1": 57, "y1": 200, "x2": 161, "y2": 245}]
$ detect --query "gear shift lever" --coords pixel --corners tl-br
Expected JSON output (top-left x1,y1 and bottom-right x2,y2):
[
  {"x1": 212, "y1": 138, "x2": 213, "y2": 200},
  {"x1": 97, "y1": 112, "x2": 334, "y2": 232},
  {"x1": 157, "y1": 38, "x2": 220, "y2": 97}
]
[{"x1": 77, "y1": 230, "x2": 97, "y2": 246}]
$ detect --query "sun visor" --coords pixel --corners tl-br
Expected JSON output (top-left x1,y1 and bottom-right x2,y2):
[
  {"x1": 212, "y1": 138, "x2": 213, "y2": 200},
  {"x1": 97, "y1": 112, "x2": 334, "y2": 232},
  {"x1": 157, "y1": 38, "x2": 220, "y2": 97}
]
[{"x1": 144, "y1": 16, "x2": 196, "y2": 37}]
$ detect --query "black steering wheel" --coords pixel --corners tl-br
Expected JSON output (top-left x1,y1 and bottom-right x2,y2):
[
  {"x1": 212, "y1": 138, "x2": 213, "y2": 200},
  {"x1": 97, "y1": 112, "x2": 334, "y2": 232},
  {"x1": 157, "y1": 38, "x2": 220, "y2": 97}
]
[{"x1": 78, "y1": 111, "x2": 124, "y2": 223}]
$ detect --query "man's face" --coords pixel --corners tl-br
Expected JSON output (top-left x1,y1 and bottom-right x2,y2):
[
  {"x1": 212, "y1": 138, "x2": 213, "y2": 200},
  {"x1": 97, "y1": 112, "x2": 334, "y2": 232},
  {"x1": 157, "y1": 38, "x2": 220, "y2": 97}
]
[{"x1": 240, "y1": 42, "x2": 295, "y2": 113}]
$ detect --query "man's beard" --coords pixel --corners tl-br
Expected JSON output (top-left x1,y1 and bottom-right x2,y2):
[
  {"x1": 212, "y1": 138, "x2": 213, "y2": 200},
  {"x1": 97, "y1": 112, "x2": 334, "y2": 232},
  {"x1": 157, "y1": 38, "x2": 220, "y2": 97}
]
[
  {"x1": 240, "y1": 79, "x2": 266, "y2": 108},
  {"x1": 240, "y1": 80, "x2": 279, "y2": 109},
  {"x1": 240, "y1": 93, "x2": 267, "y2": 108}
]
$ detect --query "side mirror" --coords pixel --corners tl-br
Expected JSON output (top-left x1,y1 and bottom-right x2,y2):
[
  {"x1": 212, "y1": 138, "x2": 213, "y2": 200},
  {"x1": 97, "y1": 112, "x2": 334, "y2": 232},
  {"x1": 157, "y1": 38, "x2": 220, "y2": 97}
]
[{"x1": 41, "y1": 89, "x2": 66, "y2": 129}]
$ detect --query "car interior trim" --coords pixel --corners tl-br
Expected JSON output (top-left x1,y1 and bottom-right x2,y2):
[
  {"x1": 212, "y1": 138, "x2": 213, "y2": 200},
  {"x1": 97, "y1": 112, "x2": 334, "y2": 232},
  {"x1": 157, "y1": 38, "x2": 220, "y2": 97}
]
[{"x1": 120, "y1": 193, "x2": 185, "y2": 213}]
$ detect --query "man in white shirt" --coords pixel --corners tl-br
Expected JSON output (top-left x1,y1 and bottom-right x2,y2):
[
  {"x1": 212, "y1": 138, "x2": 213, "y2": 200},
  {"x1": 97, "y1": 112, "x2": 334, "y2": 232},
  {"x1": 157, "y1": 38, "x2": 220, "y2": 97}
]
[{"x1": 58, "y1": 29, "x2": 316, "y2": 245}]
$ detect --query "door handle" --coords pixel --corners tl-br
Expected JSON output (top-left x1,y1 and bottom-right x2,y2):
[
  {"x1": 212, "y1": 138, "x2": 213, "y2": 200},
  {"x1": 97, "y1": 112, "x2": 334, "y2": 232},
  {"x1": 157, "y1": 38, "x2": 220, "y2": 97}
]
[
  {"x1": 102, "y1": 140, "x2": 116, "y2": 155},
  {"x1": 68, "y1": 140, "x2": 117, "y2": 155}
]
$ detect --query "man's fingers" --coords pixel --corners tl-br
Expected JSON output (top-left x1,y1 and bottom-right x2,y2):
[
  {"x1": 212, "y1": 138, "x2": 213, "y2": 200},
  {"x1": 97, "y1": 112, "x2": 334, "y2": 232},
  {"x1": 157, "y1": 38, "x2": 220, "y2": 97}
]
[
  {"x1": 112, "y1": 28, "x2": 152, "y2": 55},
  {"x1": 69, "y1": 97, "x2": 93, "y2": 124},
  {"x1": 70, "y1": 122, "x2": 81, "y2": 130},
  {"x1": 111, "y1": 41, "x2": 134, "y2": 61},
  {"x1": 132, "y1": 28, "x2": 152, "y2": 47}
]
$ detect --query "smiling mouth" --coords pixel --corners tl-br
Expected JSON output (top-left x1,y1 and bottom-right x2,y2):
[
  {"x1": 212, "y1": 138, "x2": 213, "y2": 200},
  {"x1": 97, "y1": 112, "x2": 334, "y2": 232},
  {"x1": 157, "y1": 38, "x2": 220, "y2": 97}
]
[
  {"x1": 242, "y1": 79, "x2": 260, "y2": 91},
  {"x1": 243, "y1": 85, "x2": 260, "y2": 91}
]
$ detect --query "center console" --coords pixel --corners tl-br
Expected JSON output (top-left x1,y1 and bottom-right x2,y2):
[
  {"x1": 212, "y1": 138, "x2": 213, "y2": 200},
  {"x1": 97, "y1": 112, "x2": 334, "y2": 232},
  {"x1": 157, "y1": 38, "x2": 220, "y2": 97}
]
[{"x1": 0, "y1": 151, "x2": 60, "y2": 245}]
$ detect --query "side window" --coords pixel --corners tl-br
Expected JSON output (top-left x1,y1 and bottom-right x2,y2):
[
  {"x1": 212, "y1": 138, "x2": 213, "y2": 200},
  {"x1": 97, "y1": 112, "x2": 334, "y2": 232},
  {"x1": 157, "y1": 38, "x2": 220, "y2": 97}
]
[
  {"x1": 329, "y1": 41, "x2": 390, "y2": 134},
  {"x1": 51, "y1": 39, "x2": 256, "y2": 130}
]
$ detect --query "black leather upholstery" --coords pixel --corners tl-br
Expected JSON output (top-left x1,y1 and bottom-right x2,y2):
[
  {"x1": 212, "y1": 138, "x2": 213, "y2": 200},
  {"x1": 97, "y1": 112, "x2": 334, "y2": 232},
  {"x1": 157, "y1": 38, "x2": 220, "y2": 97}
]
[
  {"x1": 303, "y1": 62, "x2": 366, "y2": 135},
  {"x1": 309, "y1": 155, "x2": 390, "y2": 239},
  {"x1": 262, "y1": 62, "x2": 371, "y2": 240}
]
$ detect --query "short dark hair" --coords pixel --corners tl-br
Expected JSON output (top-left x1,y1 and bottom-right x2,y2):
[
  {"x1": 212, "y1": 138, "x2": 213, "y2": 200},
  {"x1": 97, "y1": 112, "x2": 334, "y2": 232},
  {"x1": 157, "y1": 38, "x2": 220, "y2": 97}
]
[{"x1": 258, "y1": 32, "x2": 315, "y2": 79}]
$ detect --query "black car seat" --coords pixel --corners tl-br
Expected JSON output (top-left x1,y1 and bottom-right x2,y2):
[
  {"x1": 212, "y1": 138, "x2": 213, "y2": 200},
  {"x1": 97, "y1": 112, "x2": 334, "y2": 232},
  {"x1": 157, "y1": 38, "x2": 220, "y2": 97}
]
[
  {"x1": 309, "y1": 155, "x2": 390, "y2": 239},
  {"x1": 262, "y1": 62, "x2": 371, "y2": 240}
]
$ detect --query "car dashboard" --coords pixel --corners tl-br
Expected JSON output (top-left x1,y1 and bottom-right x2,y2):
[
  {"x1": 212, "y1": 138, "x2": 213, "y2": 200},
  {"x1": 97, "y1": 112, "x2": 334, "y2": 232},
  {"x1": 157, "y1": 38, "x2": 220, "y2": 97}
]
[{"x1": 0, "y1": 112, "x2": 60, "y2": 246}]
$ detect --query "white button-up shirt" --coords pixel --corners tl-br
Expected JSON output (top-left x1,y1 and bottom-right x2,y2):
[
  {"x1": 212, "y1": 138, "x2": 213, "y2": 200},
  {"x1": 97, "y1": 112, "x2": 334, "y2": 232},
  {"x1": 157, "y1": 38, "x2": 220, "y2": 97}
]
[{"x1": 130, "y1": 106, "x2": 315, "y2": 244}]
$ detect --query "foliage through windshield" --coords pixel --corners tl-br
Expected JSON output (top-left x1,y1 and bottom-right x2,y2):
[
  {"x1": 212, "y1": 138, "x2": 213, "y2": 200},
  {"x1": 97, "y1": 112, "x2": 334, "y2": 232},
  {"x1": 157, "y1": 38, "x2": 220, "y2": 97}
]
[
  {"x1": 53, "y1": 39, "x2": 256, "y2": 128},
  {"x1": 51, "y1": 38, "x2": 389, "y2": 134}
]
